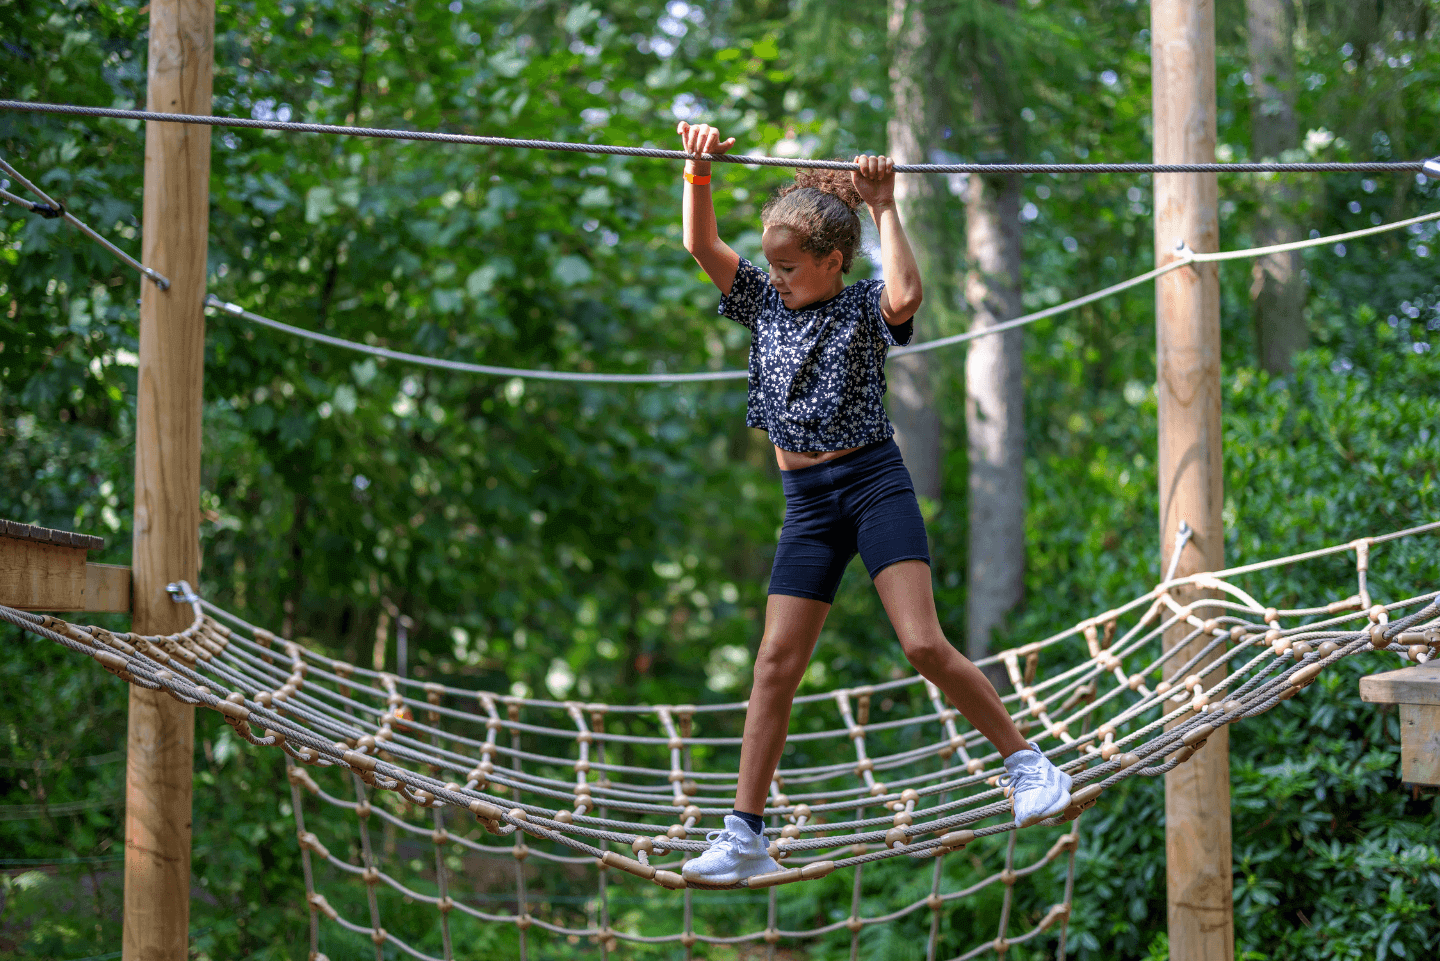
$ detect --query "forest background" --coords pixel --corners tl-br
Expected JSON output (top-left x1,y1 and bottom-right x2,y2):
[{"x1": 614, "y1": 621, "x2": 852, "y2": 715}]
[{"x1": 1, "y1": 0, "x2": 1439, "y2": 959}]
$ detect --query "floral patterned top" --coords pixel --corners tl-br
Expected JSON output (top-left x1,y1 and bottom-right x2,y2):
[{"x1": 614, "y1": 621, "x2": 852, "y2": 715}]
[{"x1": 718, "y1": 258, "x2": 913, "y2": 453}]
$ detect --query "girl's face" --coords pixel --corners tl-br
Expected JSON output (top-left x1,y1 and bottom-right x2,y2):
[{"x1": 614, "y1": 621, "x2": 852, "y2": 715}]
[{"x1": 761, "y1": 225, "x2": 844, "y2": 310}]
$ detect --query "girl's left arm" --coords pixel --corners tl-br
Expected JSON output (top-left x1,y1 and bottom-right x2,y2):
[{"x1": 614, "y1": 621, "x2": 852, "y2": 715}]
[{"x1": 853, "y1": 155, "x2": 923, "y2": 324}]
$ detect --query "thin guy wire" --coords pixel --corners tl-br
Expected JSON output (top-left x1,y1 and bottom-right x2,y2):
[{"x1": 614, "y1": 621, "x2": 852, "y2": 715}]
[
  {"x1": 209, "y1": 208, "x2": 1440, "y2": 385},
  {"x1": 2, "y1": 100, "x2": 1433, "y2": 174},
  {"x1": 0, "y1": 155, "x2": 170, "y2": 289},
  {"x1": 1, "y1": 185, "x2": 51, "y2": 213},
  {"x1": 207, "y1": 296, "x2": 744, "y2": 383}
]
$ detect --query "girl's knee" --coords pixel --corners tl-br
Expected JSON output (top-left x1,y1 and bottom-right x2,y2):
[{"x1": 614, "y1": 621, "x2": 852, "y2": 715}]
[
  {"x1": 753, "y1": 638, "x2": 809, "y2": 690},
  {"x1": 898, "y1": 629, "x2": 950, "y2": 675}
]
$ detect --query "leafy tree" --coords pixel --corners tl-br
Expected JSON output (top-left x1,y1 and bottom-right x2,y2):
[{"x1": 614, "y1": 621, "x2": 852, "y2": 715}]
[{"x1": 2, "y1": 1, "x2": 1438, "y2": 958}]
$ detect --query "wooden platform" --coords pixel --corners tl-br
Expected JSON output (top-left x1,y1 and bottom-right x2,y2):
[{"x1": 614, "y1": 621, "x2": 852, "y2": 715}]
[
  {"x1": 1361, "y1": 659, "x2": 1440, "y2": 786},
  {"x1": 0, "y1": 519, "x2": 131, "y2": 613}
]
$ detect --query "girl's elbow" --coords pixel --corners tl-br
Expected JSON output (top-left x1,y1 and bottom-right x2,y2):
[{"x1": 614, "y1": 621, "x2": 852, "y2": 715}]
[{"x1": 896, "y1": 288, "x2": 923, "y2": 317}]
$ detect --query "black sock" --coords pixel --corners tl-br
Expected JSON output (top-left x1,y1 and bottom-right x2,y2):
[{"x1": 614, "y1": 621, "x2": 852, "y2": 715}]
[{"x1": 731, "y1": 809, "x2": 765, "y2": 837}]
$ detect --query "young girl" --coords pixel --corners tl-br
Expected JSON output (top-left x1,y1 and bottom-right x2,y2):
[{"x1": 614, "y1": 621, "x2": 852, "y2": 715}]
[{"x1": 674, "y1": 121, "x2": 1071, "y2": 886}]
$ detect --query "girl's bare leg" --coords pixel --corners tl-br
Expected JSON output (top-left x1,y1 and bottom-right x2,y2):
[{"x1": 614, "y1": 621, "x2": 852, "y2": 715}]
[
  {"x1": 873, "y1": 560, "x2": 1028, "y2": 758},
  {"x1": 733, "y1": 593, "x2": 831, "y2": 814}
]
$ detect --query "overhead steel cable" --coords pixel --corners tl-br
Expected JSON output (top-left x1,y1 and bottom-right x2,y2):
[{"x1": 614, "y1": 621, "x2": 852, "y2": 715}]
[
  {"x1": 210, "y1": 208, "x2": 1440, "y2": 385},
  {"x1": 3, "y1": 100, "x2": 1436, "y2": 175},
  {"x1": 0, "y1": 155, "x2": 170, "y2": 289}
]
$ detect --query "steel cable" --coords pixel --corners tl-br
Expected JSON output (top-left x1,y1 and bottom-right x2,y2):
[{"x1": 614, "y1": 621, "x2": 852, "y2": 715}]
[{"x1": 3, "y1": 100, "x2": 1435, "y2": 175}]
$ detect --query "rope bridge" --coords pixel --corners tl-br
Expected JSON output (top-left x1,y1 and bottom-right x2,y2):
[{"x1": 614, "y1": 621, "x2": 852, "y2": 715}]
[{"x1": 3, "y1": 522, "x2": 1438, "y2": 960}]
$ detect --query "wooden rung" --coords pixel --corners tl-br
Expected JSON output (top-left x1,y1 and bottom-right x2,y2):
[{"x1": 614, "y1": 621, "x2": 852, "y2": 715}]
[{"x1": 0, "y1": 520, "x2": 130, "y2": 613}]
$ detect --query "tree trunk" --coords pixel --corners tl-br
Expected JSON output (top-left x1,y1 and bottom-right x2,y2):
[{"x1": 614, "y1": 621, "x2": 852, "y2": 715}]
[
  {"x1": 963, "y1": 2, "x2": 1026, "y2": 666},
  {"x1": 1246, "y1": 0, "x2": 1307, "y2": 373},
  {"x1": 886, "y1": 0, "x2": 942, "y2": 505},
  {"x1": 964, "y1": 171, "x2": 1025, "y2": 665}
]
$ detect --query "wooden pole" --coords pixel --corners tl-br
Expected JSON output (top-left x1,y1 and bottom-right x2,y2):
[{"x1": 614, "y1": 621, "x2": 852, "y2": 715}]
[
  {"x1": 1151, "y1": 2, "x2": 1233, "y2": 960},
  {"x1": 124, "y1": 2, "x2": 213, "y2": 959}
]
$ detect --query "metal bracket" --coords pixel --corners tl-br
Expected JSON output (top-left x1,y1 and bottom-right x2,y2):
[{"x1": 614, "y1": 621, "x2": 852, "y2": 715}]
[
  {"x1": 1164, "y1": 520, "x2": 1194, "y2": 583},
  {"x1": 166, "y1": 581, "x2": 200, "y2": 604}
]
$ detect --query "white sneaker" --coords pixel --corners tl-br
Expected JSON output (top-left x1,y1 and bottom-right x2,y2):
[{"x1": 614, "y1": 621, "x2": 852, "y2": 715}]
[
  {"x1": 1001, "y1": 742, "x2": 1073, "y2": 827},
  {"x1": 681, "y1": 815, "x2": 781, "y2": 886}
]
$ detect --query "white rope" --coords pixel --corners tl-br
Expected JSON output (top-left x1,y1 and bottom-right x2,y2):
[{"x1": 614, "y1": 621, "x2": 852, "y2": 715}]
[
  {"x1": 213, "y1": 209, "x2": 1440, "y2": 385},
  {"x1": 894, "y1": 208, "x2": 1440, "y2": 357},
  {"x1": 1187, "y1": 208, "x2": 1440, "y2": 263}
]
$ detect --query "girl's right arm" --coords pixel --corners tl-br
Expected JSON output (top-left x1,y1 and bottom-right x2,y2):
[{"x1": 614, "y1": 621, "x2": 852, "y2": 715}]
[{"x1": 677, "y1": 121, "x2": 742, "y2": 296}]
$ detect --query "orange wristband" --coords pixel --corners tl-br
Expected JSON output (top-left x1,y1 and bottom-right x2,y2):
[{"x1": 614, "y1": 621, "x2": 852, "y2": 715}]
[{"x1": 684, "y1": 171, "x2": 712, "y2": 185}]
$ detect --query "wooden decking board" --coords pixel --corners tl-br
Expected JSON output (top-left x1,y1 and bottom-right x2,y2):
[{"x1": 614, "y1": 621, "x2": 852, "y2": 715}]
[{"x1": 0, "y1": 519, "x2": 105, "y2": 552}]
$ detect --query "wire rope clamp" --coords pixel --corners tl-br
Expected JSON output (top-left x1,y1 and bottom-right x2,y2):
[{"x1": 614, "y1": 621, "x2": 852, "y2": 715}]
[
  {"x1": 653, "y1": 869, "x2": 687, "y2": 890},
  {"x1": 745, "y1": 867, "x2": 803, "y2": 888},
  {"x1": 939, "y1": 829, "x2": 975, "y2": 852},
  {"x1": 1181, "y1": 723, "x2": 1216, "y2": 751},
  {"x1": 1288, "y1": 662, "x2": 1325, "y2": 691},
  {"x1": 799, "y1": 860, "x2": 835, "y2": 881},
  {"x1": 307, "y1": 892, "x2": 338, "y2": 920},
  {"x1": 1423, "y1": 157, "x2": 1440, "y2": 180},
  {"x1": 1359, "y1": 656, "x2": 1440, "y2": 786},
  {"x1": 297, "y1": 832, "x2": 330, "y2": 859},
  {"x1": 1039, "y1": 903, "x2": 1071, "y2": 931},
  {"x1": 601, "y1": 850, "x2": 656, "y2": 880},
  {"x1": 287, "y1": 766, "x2": 320, "y2": 794},
  {"x1": 92, "y1": 649, "x2": 134, "y2": 682},
  {"x1": 342, "y1": 750, "x2": 377, "y2": 774},
  {"x1": 1046, "y1": 834, "x2": 1078, "y2": 860},
  {"x1": 216, "y1": 696, "x2": 251, "y2": 728},
  {"x1": 1062, "y1": 783, "x2": 1103, "y2": 821}
]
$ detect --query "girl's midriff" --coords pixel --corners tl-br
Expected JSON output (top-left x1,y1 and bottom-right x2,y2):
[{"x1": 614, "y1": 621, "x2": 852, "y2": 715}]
[{"x1": 774, "y1": 444, "x2": 864, "y2": 472}]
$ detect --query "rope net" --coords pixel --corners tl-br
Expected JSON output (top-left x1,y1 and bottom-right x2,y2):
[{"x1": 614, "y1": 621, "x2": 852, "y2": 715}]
[{"x1": 5, "y1": 521, "x2": 1438, "y2": 960}]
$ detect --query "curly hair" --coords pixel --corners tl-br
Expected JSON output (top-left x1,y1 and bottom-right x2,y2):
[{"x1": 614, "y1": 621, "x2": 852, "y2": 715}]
[{"x1": 760, "y1": 168, "x2": 865, "y2": 273}]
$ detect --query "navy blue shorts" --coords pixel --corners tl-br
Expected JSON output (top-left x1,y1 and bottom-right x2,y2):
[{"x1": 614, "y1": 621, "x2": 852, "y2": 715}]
[{"x1": 768, "y1": 438, "x2": 931, "y2": 604}]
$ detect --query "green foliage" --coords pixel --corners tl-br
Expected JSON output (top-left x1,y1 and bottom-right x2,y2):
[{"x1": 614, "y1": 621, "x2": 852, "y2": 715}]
[{"x1": 2, "y1": 0, "x2": 1439, "y2": 959}]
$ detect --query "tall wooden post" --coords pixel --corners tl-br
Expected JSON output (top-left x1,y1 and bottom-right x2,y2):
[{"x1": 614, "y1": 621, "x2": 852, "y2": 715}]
[
  {"x1": 1151, "y1": 2, "x2": 1233, "y2": 960},
  {"x1": 124, "y1": 2, "x2": 213, "y2": 959}
]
